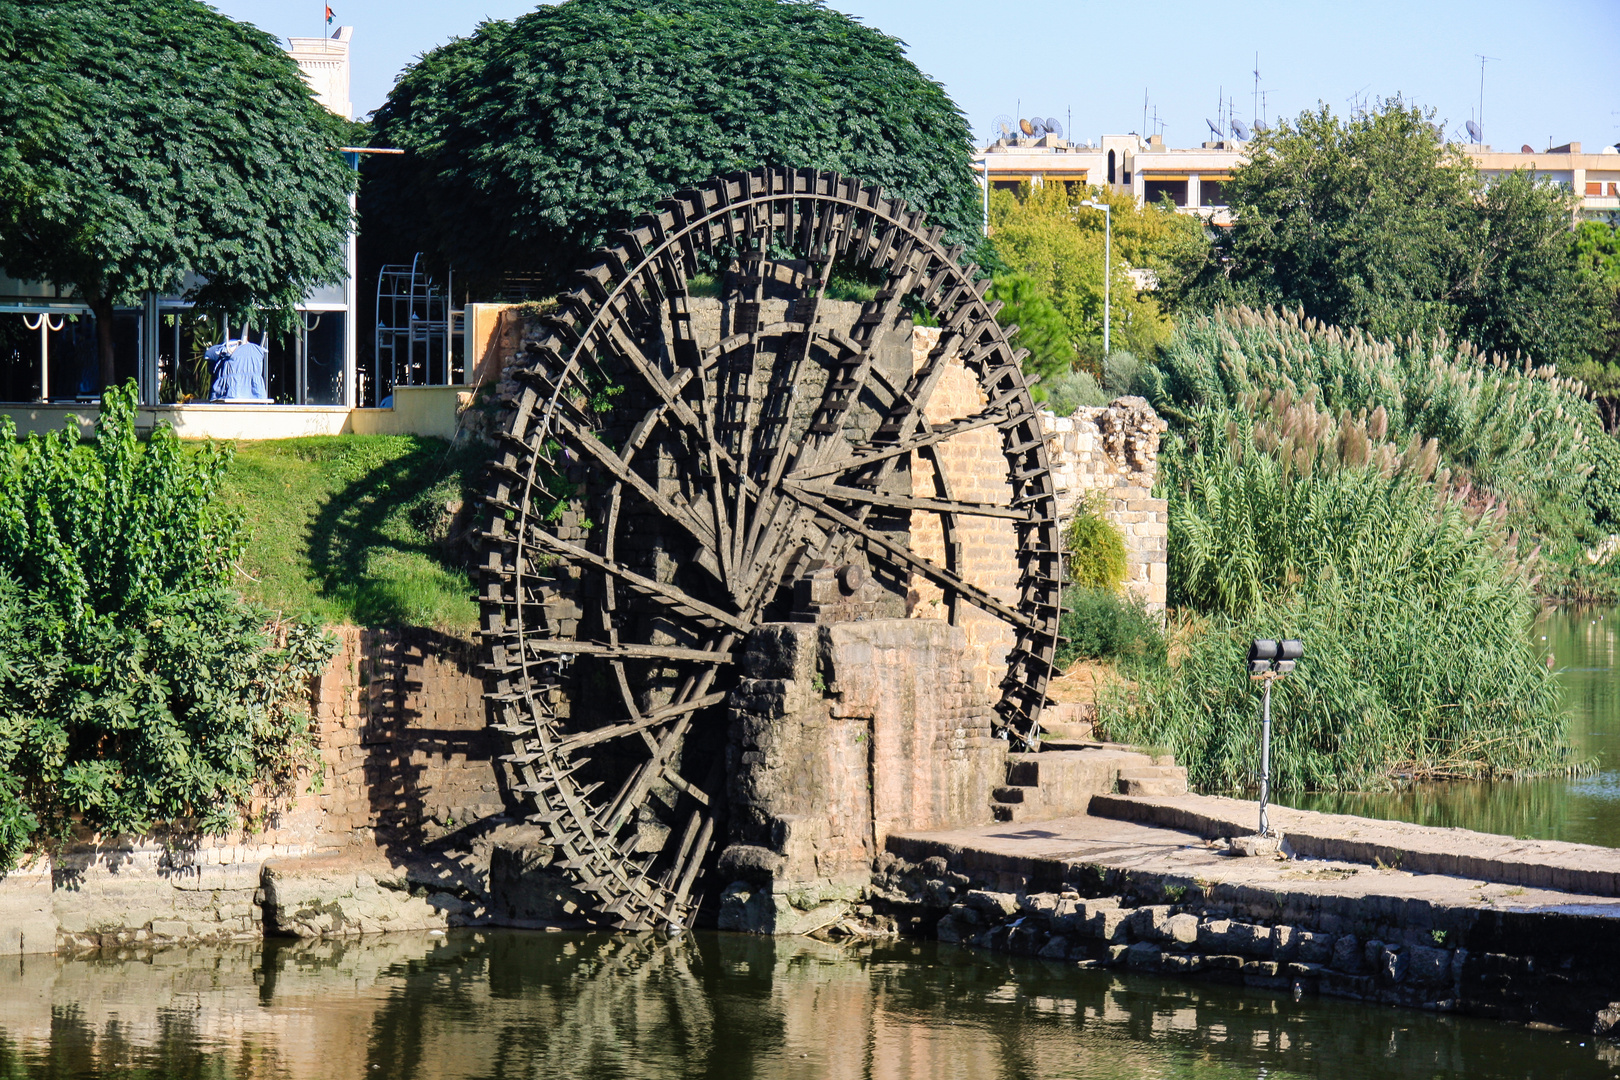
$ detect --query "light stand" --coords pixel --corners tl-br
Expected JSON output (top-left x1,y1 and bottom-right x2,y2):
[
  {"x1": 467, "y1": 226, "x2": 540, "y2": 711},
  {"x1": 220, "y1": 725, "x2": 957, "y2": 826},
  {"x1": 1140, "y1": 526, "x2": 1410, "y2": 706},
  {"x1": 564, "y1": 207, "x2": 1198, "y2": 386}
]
[{"x1": 1246, "y1": 638, "x2": 1303, "y2": 838}]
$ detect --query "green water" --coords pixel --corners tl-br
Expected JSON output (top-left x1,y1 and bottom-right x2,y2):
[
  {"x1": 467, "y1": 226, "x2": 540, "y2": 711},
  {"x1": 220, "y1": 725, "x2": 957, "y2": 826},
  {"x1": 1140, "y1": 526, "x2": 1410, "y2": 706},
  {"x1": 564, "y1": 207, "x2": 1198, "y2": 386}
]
[
  {"x1": 1287, "y1": 605, "x2": 1620, "y2": 846},
  {"x1": 0, "y1": 930, "x2": 1612, "y2": 1079}
]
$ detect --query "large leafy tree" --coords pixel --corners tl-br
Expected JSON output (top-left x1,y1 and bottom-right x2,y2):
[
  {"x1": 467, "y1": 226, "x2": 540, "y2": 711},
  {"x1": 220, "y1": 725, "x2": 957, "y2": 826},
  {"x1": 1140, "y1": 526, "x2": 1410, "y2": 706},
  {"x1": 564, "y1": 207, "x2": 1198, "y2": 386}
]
[
  {"x1": 987, "y1": 182, "x2": 1202, "y2": 370},
  {"x1": 362, "y1": 0, "x2": 981, "y2": 289},
  {"x1": 0, "y1": 1, "x2": 355, "y2": 388},
  {"x1": 1184, "y1": 100, "x2": 1599, "y2": 368}
]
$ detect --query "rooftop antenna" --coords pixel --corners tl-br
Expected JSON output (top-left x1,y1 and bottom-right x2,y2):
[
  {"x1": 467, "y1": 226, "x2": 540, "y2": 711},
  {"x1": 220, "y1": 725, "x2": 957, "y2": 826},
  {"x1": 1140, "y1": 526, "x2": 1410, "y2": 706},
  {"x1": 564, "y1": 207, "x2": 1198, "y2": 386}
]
[
  {"x1": 1346, "y1": 85, "x2": 1370, "y2": 118},
  {"x1": 1475, "y1": 54, "x2": 1500, "y2": 146},
  {"x1": 1252, "y1": 52, "x2": 1261, "y2": 129},
  {"x1": 1143, "y1": 88, "x2": 1148, "y2": 139},
  {"x1": 1258, "y1": 88, "x2": 1272, "y2": 128}
]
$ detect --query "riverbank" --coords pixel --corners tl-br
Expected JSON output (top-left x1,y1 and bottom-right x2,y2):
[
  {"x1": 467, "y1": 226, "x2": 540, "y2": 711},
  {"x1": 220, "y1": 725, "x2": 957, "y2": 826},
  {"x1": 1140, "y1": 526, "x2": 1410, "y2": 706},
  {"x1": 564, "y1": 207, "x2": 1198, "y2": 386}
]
[{"x1": 882, "y1": 790, "x2": 1620, "y2": 1033}]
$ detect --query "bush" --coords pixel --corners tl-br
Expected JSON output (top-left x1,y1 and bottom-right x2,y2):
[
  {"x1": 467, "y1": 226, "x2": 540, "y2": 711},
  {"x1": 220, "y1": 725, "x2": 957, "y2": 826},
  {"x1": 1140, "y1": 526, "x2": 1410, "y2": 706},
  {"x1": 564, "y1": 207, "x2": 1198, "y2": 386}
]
[
  {"x1": 1064, "y1": 499, "x2": 1127, "y2": 591},
  {"x1": 0, "y1": 384, "x2": 335, "y2": 871},
  {"x1": 1056, "y1": 586, "x2": 1166, "y2": 670},
  {"x1": 1040, "y1": 369, "x2": 1110, "y2": 416}
]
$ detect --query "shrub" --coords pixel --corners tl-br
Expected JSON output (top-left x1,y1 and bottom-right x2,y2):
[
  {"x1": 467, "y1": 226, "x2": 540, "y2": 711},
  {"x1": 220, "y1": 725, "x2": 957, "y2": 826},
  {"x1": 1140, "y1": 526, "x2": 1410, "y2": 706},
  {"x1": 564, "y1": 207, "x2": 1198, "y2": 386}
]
[
  {"x1": 1040, "y1": 369, "x2": 1110, "y2": 416},
  {"x1": 1064, "y1": 499, "x2": 1127, "y2": 591},
  {"x1": 0, "y1": 384, "x2": 335, "y2": 871},
  {"x1": 1056, "y1": 586, "x2": 1166, "y2": 670}
]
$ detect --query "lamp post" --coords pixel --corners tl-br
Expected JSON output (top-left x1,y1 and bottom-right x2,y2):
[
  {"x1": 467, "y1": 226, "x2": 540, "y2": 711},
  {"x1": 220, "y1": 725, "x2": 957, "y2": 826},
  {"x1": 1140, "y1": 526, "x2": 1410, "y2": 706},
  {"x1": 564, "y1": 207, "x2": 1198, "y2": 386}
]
[
  {"x1": 1246, "y1": 638, "x2": 1303, "y2": 838},
  {"x1": 971, "y1": 159, "x2": 989, "y2": 237},
  {"x1": 1080, "y1": 199, "x2": 1111, "y2": 355}
]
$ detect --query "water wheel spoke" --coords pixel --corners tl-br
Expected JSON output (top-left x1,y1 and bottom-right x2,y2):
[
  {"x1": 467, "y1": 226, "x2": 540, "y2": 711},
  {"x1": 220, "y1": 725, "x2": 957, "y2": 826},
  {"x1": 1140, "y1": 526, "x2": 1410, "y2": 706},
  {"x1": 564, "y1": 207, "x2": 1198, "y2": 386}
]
[{"x1": 786, "y1": 488, "x2": 1040, "y2": 634}]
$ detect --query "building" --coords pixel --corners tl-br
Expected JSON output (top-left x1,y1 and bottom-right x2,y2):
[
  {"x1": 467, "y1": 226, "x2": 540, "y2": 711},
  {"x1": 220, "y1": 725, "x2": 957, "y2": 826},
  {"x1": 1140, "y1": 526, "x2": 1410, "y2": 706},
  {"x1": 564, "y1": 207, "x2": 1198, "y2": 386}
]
[
  {"x1": 0, "y1": 25, "x2": 467, "y2": 439},
  {"x1": 978, "y1": 132, "x2": 1244, "y2": 224},
  {"x1": 978, "y1": 130, "x2": 1620, "y2": 225}
]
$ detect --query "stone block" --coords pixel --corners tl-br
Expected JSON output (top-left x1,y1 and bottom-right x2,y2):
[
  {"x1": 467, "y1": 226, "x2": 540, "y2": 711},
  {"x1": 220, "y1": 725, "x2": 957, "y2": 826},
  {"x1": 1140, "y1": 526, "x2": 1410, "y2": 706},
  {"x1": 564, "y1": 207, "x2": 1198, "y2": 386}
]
[
  {"x1": 1331, "y1": 934, "x2": 1364, "y2": 973},
  {"x1": 965, "y1": 890, "x2": 1020, "y2": 918}
]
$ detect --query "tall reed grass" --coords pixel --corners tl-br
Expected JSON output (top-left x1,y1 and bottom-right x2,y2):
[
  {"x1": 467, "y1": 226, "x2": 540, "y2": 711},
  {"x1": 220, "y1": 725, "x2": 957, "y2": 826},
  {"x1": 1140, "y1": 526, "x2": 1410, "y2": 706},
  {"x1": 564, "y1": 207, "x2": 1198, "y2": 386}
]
[
  {"x1": 1098, "y1": 400, "x2": 1574, "y2": 792},
  {"x1": 1148, "y1": 307, "x2": 1615, "y2": 588}
]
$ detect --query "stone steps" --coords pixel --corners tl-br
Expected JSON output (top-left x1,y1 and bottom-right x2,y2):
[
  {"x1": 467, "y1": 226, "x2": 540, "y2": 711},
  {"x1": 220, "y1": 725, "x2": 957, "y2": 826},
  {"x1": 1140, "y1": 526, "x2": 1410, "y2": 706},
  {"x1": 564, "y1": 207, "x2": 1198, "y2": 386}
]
[
  {"x1": 990, "y1": 744, "x2": 1185, "y2": 822},
  {"x1": 1118, "y1": 765, "x2": 1188, "y2": 797}
]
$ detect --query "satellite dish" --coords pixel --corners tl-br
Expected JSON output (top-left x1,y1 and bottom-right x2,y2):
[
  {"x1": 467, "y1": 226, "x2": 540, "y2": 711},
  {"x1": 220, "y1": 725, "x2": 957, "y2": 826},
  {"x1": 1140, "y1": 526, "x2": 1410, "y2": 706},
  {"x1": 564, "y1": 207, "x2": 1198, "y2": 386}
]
[
  {"x1": 1521, "y1": 144, "x2": 1535, "y2": 153},
  {"x1": 1253, "y1": 120, "x2": 1268, "y2": 134},
  {"x1": 1030, "y1": 118, "x2": 1048, "y2": 135},
  {"x1": 1019, "y1": 117, "x2": 1035, "y2": 136},
  {"x1": 1045, "y1": 117, "x2": 1062, "y2": 138},
  {"x1": 992, "y1": 114, "x2": 1015, "y2": 140},
  {"x1": 1466, "y1": 119, "x2": 1482, "y2": 143},
  {"x1": 1206, "y1": 118, "x2": 1223, "y2": 139},
  {"x1": 1231, "y1": 118, "x2": 1251, "y2": 140}
]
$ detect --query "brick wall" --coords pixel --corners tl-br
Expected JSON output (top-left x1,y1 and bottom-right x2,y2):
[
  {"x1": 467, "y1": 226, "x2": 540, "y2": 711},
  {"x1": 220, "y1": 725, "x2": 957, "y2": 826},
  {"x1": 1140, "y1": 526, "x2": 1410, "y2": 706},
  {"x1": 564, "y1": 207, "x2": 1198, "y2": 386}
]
[{"x1": 306, "y1": 626, "x2": 502, "y2": 845}]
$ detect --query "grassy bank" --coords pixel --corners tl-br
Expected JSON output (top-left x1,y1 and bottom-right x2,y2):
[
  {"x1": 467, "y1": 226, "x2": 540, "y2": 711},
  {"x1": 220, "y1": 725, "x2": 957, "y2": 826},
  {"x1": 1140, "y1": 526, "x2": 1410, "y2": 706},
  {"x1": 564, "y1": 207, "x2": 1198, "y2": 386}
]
[{"x1": 220, "y1": 435, "x2": 486, "y2": 631}]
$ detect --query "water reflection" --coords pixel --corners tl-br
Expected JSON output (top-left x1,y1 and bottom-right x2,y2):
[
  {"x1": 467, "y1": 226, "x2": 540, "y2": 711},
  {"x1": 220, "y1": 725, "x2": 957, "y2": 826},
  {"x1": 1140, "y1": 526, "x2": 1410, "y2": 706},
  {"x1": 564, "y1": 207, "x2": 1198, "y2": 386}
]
[
  {"x1": 1290, "y1": 605, "x2": 1620, "y2": 847},
  {"x1": 0, "y1": 931, "x2": 1608, "y2": 1079}
]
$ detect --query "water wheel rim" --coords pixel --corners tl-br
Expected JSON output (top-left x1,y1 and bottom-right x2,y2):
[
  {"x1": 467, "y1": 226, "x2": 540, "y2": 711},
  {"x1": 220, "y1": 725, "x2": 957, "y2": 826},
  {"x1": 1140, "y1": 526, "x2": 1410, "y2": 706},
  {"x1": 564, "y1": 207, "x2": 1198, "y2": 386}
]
[{"x1": 479, "y1": 168, "x2": 1060, "y2": 931}]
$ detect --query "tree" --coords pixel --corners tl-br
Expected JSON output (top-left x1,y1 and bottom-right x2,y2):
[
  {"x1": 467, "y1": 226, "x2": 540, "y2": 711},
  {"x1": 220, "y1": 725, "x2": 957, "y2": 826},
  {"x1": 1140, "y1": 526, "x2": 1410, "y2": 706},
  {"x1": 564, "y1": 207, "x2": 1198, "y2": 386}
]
[
  {"x1": 0, "y1": 1, "x2": 355, "y2": 388},
  {"x1": 1185, "y1": 99, "x2": 1599, "y2": 367},
  {"x1": 1567, "y1": 218, "x2": 1620, "y2": 427},
  {"x1": 362, "y1": 0, "x2": 981, "y2": 290},
  {"x1": 985, "y1": 272, "x2": 1074, "y2": 382},
  {"x1": 987, "y1": 182, "x2": 1197, "y2": 369}
]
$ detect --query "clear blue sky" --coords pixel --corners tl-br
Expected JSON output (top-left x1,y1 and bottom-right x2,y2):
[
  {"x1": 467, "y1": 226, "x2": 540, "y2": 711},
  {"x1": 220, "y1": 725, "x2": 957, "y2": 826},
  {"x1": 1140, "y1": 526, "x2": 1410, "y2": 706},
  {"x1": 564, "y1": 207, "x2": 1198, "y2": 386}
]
[{"x1": 217, "y1": 1, "x2": 1619, "y2": 152}]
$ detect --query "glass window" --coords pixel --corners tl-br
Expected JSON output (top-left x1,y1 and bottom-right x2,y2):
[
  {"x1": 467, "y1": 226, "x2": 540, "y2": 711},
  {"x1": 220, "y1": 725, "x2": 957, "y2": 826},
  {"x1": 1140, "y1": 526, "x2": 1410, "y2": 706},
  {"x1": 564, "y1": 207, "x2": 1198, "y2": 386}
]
[
  {"x1": 1200, "y1": 179, "x2": 1228, "y2": 206},
  {"x1": 1143, "y1": 179, "x2": 1187, "y2": 207},
  {"x1": 303, "y1": 312, "x2": 346, "y2": 405}
]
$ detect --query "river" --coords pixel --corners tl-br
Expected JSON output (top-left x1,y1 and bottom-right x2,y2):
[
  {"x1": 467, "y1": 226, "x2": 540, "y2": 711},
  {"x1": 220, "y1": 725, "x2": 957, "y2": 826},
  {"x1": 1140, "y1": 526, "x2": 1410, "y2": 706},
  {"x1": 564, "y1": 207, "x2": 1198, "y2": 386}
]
[
  {"x1": 0, "y1": 930, "x2": 1612, "y2": 1079},
  {"x1": 1287, "y1": 605, "x2": 1620, "y2": 846}
]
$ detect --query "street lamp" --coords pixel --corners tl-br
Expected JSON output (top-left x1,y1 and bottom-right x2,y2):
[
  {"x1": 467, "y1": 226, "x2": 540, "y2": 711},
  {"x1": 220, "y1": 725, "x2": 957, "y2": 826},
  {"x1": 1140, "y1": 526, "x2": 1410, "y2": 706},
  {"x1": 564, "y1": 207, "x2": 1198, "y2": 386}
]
[
  {"x1": 1079, "y1": 199, "x2": 1111, "y2": 355},
  {"x1": 1246, "y1": 638, "x2": 1304, "y2": 839},
  {"x1": 970, "y1": 160, "x2": 990, "y2": 237}
]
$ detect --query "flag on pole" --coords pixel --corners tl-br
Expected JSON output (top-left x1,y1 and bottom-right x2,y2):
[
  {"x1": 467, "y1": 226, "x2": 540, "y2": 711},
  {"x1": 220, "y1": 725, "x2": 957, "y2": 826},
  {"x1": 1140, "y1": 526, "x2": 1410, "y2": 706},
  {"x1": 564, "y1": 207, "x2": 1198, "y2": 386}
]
[{"x1": 325, "y1": 5, "x2": 334, "y2": 25}]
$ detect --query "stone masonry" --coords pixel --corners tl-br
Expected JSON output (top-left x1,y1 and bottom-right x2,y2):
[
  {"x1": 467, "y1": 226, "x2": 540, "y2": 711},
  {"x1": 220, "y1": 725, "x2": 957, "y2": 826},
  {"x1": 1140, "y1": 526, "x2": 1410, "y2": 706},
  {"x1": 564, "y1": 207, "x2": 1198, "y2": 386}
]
[
  {"x1": 719, "y1": 620, "x2": 1005, "y2": 934},
  {"x1": 1041, "y1": 397, "x2": 1169, "y2": 610}
]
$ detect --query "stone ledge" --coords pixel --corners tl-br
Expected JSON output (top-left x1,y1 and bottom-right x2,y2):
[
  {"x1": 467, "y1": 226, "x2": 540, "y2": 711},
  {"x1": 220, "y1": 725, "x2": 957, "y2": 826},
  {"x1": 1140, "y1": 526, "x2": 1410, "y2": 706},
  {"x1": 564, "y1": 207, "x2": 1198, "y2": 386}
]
[{"x1": 1090, "y1": 793, "x2": 1620, "y2": 897}]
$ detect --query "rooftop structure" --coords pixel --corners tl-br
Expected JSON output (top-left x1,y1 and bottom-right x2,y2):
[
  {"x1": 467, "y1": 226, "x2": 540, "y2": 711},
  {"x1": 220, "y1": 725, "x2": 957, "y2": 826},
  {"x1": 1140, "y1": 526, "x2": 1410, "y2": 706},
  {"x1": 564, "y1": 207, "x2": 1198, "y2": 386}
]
[{"x1": 979, "y1": 131, "x2": 1620, "y2": 224}]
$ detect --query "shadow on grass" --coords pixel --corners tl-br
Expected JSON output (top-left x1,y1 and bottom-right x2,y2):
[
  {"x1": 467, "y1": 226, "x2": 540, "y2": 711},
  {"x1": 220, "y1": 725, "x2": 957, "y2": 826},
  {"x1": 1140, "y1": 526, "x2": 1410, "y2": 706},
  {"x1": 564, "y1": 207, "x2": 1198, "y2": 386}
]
[{"x1": 302, "y1": 437, "x2": 488, "y2": 629}]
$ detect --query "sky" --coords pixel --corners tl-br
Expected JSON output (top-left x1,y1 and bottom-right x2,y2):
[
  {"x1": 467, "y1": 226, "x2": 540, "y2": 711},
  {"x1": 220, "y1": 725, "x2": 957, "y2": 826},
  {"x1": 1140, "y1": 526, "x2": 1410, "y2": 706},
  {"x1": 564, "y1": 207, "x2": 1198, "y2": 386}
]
[{"x1": 216, "y1": 0, "x2": 1619, "y2": 153}]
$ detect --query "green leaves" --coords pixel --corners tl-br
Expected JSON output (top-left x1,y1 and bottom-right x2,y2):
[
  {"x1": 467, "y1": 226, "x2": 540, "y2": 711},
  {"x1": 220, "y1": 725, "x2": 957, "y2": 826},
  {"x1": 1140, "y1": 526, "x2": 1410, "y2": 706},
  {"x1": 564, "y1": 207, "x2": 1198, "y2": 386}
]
[
  {"x1": 0, "y1": 389, "x2": 336, "y2": 871},
  {"x1": 1186, "y1": 99, "x2": 1599, "y2": 368},
  {"x1": 362, "y1": 0, "x2": 980, "y2": 289},
  {"x1": 0, "y1": 0, "x2": 354, "y2": 325}
]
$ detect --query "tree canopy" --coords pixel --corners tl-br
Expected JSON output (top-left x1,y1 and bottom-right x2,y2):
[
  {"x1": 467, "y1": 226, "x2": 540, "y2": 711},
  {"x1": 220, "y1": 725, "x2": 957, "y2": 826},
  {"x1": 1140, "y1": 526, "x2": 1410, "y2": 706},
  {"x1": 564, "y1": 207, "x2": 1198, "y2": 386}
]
[
  {"x1": 1181, "y1": 100, "x2": 1599, "y2": 369},
  {"x1": 0, "y1": 1, "x2": 355, "y2": 384},
  {"x1": 987, "y1": 182, "x2": 1205, "y2": 372},
  {"x1": 362, "y1": 0, "x2": 981, "y2": 289}
]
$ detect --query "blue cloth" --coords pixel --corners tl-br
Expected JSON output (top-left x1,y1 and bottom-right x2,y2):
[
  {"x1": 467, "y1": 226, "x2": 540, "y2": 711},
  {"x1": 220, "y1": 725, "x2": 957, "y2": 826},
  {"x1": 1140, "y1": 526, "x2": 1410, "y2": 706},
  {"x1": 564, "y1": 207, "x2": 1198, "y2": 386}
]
[{"x1": 204, "y1": 340, "x2": 270, "y2": 402}]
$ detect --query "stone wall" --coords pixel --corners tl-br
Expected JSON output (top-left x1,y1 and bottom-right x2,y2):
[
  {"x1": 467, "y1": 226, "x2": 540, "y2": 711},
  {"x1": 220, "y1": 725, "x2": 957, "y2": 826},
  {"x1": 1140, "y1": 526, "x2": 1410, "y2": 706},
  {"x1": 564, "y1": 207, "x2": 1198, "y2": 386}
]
[
  {"x1": 0, "y1": 625, "x2": 498, "y2": 955},
  {"x1": 1041, "y1": 397, "x2": 1169, "y2": 609},
  {"x1": 720, "y1": 620, "x2": 1004, "y2": 933}
]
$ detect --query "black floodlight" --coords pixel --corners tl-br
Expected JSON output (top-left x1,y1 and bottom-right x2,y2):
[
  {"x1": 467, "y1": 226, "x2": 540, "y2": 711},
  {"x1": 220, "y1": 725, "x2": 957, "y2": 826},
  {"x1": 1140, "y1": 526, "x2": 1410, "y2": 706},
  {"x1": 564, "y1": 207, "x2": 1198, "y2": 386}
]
[
  {"x1": 1275, "y1": 638, "x2": 1304, "y2": 674},
  {"x1": 1248, "y1": 639, "x2": 1279, "y2": 675}
]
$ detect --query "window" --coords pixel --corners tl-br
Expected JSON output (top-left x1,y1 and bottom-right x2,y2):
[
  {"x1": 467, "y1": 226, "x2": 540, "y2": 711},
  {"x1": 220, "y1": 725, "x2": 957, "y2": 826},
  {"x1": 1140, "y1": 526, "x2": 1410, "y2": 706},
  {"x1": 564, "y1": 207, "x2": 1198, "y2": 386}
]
[
  {"x1": 1143, "y1": 179, "x2": 1187, "y2": 207},
  {"x1": 1107, "y1": 150, "x2": 1116, "y2": 185},
  {"x1": 1588, "y1": 182, "x2": 1604, "y2": 196},
  {"x1": 1199, "y1": 178, "x2": 1229, "y2": 206}
]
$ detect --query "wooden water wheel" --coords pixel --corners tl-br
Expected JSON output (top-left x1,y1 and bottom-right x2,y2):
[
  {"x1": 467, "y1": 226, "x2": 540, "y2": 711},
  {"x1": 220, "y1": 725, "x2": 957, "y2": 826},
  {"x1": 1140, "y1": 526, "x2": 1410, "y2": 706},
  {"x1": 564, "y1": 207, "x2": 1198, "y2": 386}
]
[{"x1": 478, "y1": 168, "x2": 1060, "y2": 931}]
